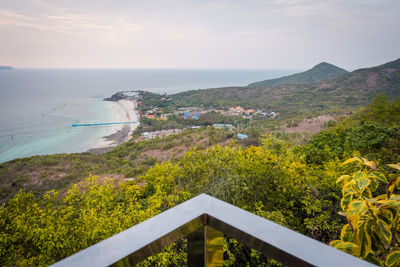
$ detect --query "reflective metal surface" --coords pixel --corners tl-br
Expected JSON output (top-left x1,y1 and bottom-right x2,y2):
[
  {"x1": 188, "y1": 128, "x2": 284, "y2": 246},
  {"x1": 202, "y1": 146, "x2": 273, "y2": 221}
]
[
  {"x1": 187, "y1": 225, "x2": 224, "y2": 266},
  {"x1": 51, "y1": 194, "x2": 375, "y2": 267}
]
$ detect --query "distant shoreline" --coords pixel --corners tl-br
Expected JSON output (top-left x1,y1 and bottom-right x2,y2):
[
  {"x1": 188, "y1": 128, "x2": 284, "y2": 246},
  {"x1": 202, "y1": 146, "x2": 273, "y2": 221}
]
[
  {"x1": 88, "y1": 99, "x2": 139, "y2": 154},
  {"x1": 0, "y1": 66, "x2": 13, "y2": 70}
]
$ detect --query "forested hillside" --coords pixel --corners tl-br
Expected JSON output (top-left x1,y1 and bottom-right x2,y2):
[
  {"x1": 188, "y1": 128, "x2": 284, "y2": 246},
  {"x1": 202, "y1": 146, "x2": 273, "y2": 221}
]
[
  {"x1": 1, "y1": 95, "x2": 400, "y2": 266},
  {"x1": 165, "y1": 58, "x2": 400, "y2": 117},
  {"x1": 0, "y1": 127, "x2": 231, "y2": 204},
  {"x1": 248, "y1": 62, "x2": 348, "y2": 87}
]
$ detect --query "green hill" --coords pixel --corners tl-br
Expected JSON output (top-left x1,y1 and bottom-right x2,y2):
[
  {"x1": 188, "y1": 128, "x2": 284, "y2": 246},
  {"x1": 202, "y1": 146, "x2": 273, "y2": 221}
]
[
  {"x1": 248, "y1": 62, "x2": 348, "y2": 87},
  {"x1": 166, "y1": 58, "x2": 400, "y2": 117}
]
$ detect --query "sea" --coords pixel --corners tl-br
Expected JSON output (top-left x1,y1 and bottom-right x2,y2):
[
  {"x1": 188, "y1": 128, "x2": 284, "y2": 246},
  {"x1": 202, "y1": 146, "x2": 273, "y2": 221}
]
[{"x1": 0, "y1": 68, "x2": 296, "y2": 163}]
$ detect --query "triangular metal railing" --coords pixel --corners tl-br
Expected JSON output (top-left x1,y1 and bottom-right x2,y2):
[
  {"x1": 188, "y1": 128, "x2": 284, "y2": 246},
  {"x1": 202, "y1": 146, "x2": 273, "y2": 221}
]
[{"x1": 51, "y1": 194, "x2": 373, "y2": 267}]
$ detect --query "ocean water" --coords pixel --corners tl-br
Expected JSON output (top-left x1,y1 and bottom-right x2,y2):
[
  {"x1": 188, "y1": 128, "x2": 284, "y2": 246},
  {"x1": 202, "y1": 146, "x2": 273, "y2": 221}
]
[{"x1": 0, "y1": 68, "x2": 296, "y2": 163}]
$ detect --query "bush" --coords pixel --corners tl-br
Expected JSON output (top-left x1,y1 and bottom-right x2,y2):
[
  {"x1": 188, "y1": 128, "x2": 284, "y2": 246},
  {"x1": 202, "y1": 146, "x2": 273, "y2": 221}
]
[{"x1": 331, "y1": 158, "x2": 400, "y2": 266}]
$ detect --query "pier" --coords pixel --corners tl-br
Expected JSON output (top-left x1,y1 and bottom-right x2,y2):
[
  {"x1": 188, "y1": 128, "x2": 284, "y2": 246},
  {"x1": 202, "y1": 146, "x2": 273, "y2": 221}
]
[{"x1": 72, "y1": 122, "x2": 138, "y2": 127}]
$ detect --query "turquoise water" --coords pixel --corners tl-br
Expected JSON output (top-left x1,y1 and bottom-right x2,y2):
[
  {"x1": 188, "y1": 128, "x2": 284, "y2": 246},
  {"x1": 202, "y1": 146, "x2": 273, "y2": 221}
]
[
  {"x1": 0, "y1": 68, "x2": 297, "y2": 163},
  {"x1": 0, "y1": 97, "x2": 117, "y2": 163}
]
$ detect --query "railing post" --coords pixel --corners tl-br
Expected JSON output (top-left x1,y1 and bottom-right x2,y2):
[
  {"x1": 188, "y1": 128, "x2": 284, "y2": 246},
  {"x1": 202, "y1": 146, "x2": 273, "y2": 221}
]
[{"x1": 187, "y1": 225, "x2": 224, "y2": 266}]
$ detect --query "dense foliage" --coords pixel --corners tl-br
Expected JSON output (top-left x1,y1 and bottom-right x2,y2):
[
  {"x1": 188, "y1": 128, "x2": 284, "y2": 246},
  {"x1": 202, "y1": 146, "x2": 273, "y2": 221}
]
[
  {"x1": 0, "y1": 136, "x2": 346, "y2": 265},
  {"x1": 0, "y1": 95, "x2": 400, "y2": 265},
  {"x1": 299, "y1": 94, "x2": 400, "y2": 165},
  {"x1": 0, "y1": 176, "x2": 191, "y2": 266}
]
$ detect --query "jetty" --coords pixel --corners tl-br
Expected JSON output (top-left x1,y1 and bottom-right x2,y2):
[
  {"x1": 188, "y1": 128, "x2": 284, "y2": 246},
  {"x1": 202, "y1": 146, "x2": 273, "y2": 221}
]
[{"x1": 72, "y1": 122, "x2": 138, "y2": 127}]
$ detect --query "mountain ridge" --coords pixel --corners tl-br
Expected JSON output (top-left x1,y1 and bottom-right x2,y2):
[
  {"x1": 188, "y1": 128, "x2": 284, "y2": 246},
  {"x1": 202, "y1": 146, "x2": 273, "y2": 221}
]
[
  {"x1": 166, "y1": 58, "x2": 400, "y2": 117},
  {"x1": 247, "y1": 62, "x2": 348, "y2": 87}
]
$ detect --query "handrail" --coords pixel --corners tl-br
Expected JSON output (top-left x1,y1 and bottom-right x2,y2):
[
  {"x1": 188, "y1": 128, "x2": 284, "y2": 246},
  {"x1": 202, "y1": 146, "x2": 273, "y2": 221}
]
[{"x1": 51, "y1": 194, "x2": 374, "y2": 267}]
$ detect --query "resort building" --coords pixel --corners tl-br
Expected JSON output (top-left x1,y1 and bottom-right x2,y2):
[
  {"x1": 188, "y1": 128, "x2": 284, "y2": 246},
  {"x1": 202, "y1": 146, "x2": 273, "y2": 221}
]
[{"x1": 229, "y1": 106, "x2": 245, "y2": 113}]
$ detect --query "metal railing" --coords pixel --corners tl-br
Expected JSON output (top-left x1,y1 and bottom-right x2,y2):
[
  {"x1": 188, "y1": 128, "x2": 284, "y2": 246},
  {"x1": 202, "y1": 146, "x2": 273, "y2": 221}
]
[{"x1": 51, "y1": 194, "x2": 374, "y2": 267}]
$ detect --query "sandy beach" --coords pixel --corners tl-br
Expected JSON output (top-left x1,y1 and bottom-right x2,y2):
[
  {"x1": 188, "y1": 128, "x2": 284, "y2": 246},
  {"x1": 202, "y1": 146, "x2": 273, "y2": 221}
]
[{"x1": 89, "y1": 99, "x2": 139, "y2": 153}]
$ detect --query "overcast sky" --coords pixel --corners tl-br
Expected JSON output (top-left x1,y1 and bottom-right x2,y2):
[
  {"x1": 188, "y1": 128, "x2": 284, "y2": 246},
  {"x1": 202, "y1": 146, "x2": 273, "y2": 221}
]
[{"x1": 0, "y1": 0, "x2": 399, "y2": 69}]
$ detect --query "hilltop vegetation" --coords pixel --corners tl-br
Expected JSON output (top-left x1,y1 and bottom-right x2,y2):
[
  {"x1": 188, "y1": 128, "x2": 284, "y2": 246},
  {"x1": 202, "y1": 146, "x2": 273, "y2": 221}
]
[
  {"x1": 1, "y1": 58, "x2": 400, "y2": 265},
  {"x1": 1, "y1": 95, "x2": 400, "y2": 266},
  {"x1": 0, "y1": 127, "x2": 231, "y2": 204},
  {"x1": 160, "y1": 58, "x2": 400, "y2": 117},
  {"x1": 300, "y1": 94, "x2": 400, "y2": 165},
  {"x1": 248, "y1": 62, "x2": 348, "y2": 87}
]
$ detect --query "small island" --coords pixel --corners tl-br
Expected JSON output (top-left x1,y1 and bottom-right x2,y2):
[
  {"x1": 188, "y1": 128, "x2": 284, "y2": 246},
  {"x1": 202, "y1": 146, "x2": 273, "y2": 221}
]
[{"x1": 0, "y1": 66, "x2": 13, "y2": 70}]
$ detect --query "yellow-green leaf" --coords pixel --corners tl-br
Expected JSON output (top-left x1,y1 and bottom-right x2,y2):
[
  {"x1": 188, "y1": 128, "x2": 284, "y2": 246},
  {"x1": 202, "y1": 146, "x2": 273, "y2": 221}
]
[
  {"x1": 354, "y1": 171, "x2": 368, "y2": 180},
  {"x1": 377, "y1": 219, "x2": 392, "y2": 245},
  {"x1": 337, "y1": 175, "x2": 351, "y2": 184},
  {"x1": 396, "y1": 176, "x2": 400, "y2": 190},
  {"x1": 342, "y1": 180, "x2": 357, "y2": 196},
  {"x1": 377, "y1": 208, "x2": 393, "y2": 226},
  {"x1": 343, "y1": 187, "x2": 357, "y2": 196},
  {"x1": 363, "y1": 159, "x2": 377, "y2": 170},
  {"x1": 388, "y1": 164, "x2": 400, "y2": 171},
  {"x1": 386, "y1": 250, "x2": 400, "y2": 267},
  {"x1": 349, "y1": 200, "x2": 368, "y2": 216},
  {"x1": 355, "y1": 177, "x2": 370, "y2": 193},
  {"x1": 369, "y1": 180, "x2": 379, "y2": 192},
  {"x1": 356, "y1": 222, "x2": 372, "y2": 258},
  {"x1": 343, "y1": 157, "x2": 361, "y2": 165},
  {"x1": 375, "y1": 194, "x2": 387, "y2": 200},
  {"x1": 338, "y1": 211, "x2": 347, "y2": 217},
  {"x1": 387, "y1": 178, "x2": 399, "y2": 199},
  {"x1": 340, "y1": 224, "x2": 354, "y2": 242},
  {"x1": 389, "y1": 194, "x2": 400, "y2": 201},
  {"x1": 370, "y1": 172, "x2": 387, "y2": 184},
  {"x1": 348, "y1": 214, "x2": 360, "y2": 232},
  {"x1": 365, "y1": 253, "x2": 381, "y2": 266},
  {"x1": 362, "y1": 187, "x2": 372, "y2": 199},
  {"x1": 329, "y1": 240, "x2": 341, "y2": 247},
  {"x1": 341, "y1": 193, "x2": 353, "y2": 212},
  {"x1": 332, "y1": 240, "x2": 359, "y2": 255},
  {"x1": 376, "y1": 199, "x2": 400, "y2": 208}
]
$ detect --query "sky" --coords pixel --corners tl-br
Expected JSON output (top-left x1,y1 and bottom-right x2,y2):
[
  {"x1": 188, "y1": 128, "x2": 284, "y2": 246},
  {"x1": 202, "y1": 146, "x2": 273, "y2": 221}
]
[{"x1": 0, "y1": 0, "x2": 399, "y2": 70}]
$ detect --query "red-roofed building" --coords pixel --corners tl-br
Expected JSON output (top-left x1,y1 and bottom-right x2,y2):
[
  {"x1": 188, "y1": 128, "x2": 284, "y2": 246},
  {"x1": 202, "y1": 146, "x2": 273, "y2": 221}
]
[
  {"x1": 245, "y1": 109, "x2": 255, "y2": 115},
  {"x1": 229, "y1": 106, "x2": 245, "y2": 113}
]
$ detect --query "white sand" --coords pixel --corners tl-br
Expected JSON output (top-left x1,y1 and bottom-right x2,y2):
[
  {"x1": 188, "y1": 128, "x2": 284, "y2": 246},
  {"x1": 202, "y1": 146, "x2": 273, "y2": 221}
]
[{"x1": 96, "y1": 100, "x2": 139, "y2": 148}]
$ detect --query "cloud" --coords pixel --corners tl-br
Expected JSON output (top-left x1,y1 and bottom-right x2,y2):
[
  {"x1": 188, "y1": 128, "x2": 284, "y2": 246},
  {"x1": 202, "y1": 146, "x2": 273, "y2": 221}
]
[
  {"x1": 0, "y1": 6, "x2": 142, "y2": 36},
  {"x1": 0, "y1": 0, "x2": 399, "y2": 68}
]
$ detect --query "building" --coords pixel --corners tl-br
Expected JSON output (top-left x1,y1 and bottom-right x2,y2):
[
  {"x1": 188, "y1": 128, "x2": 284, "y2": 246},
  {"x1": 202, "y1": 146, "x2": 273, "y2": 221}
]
[
  {"x1": 245, "y1": 109, "x2": 255, "y2": 115},
  {"x1": 260, "y1": 111, "x2": 280, "y2": 118},
  {"x1": 212, "y1": 124, "x2": 233, "y2": 130},
  {"x1": 183, "y1": 111, "x2": 190, "y2": 119},
  {"x1": 121, "y1": 91, "x2": 139, "y2": 98},
  {"x1": 229, "y1": 106, "x2": 245, "y2": 113},
  {"x1": 237, "y1": 133, "x2": 248, "y2": 139}
]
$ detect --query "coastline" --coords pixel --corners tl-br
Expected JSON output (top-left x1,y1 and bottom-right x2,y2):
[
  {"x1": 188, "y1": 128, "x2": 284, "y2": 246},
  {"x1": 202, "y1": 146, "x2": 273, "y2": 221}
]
[{"x1": 88, "y1": 99, "x2": 139, "y2": 154}]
